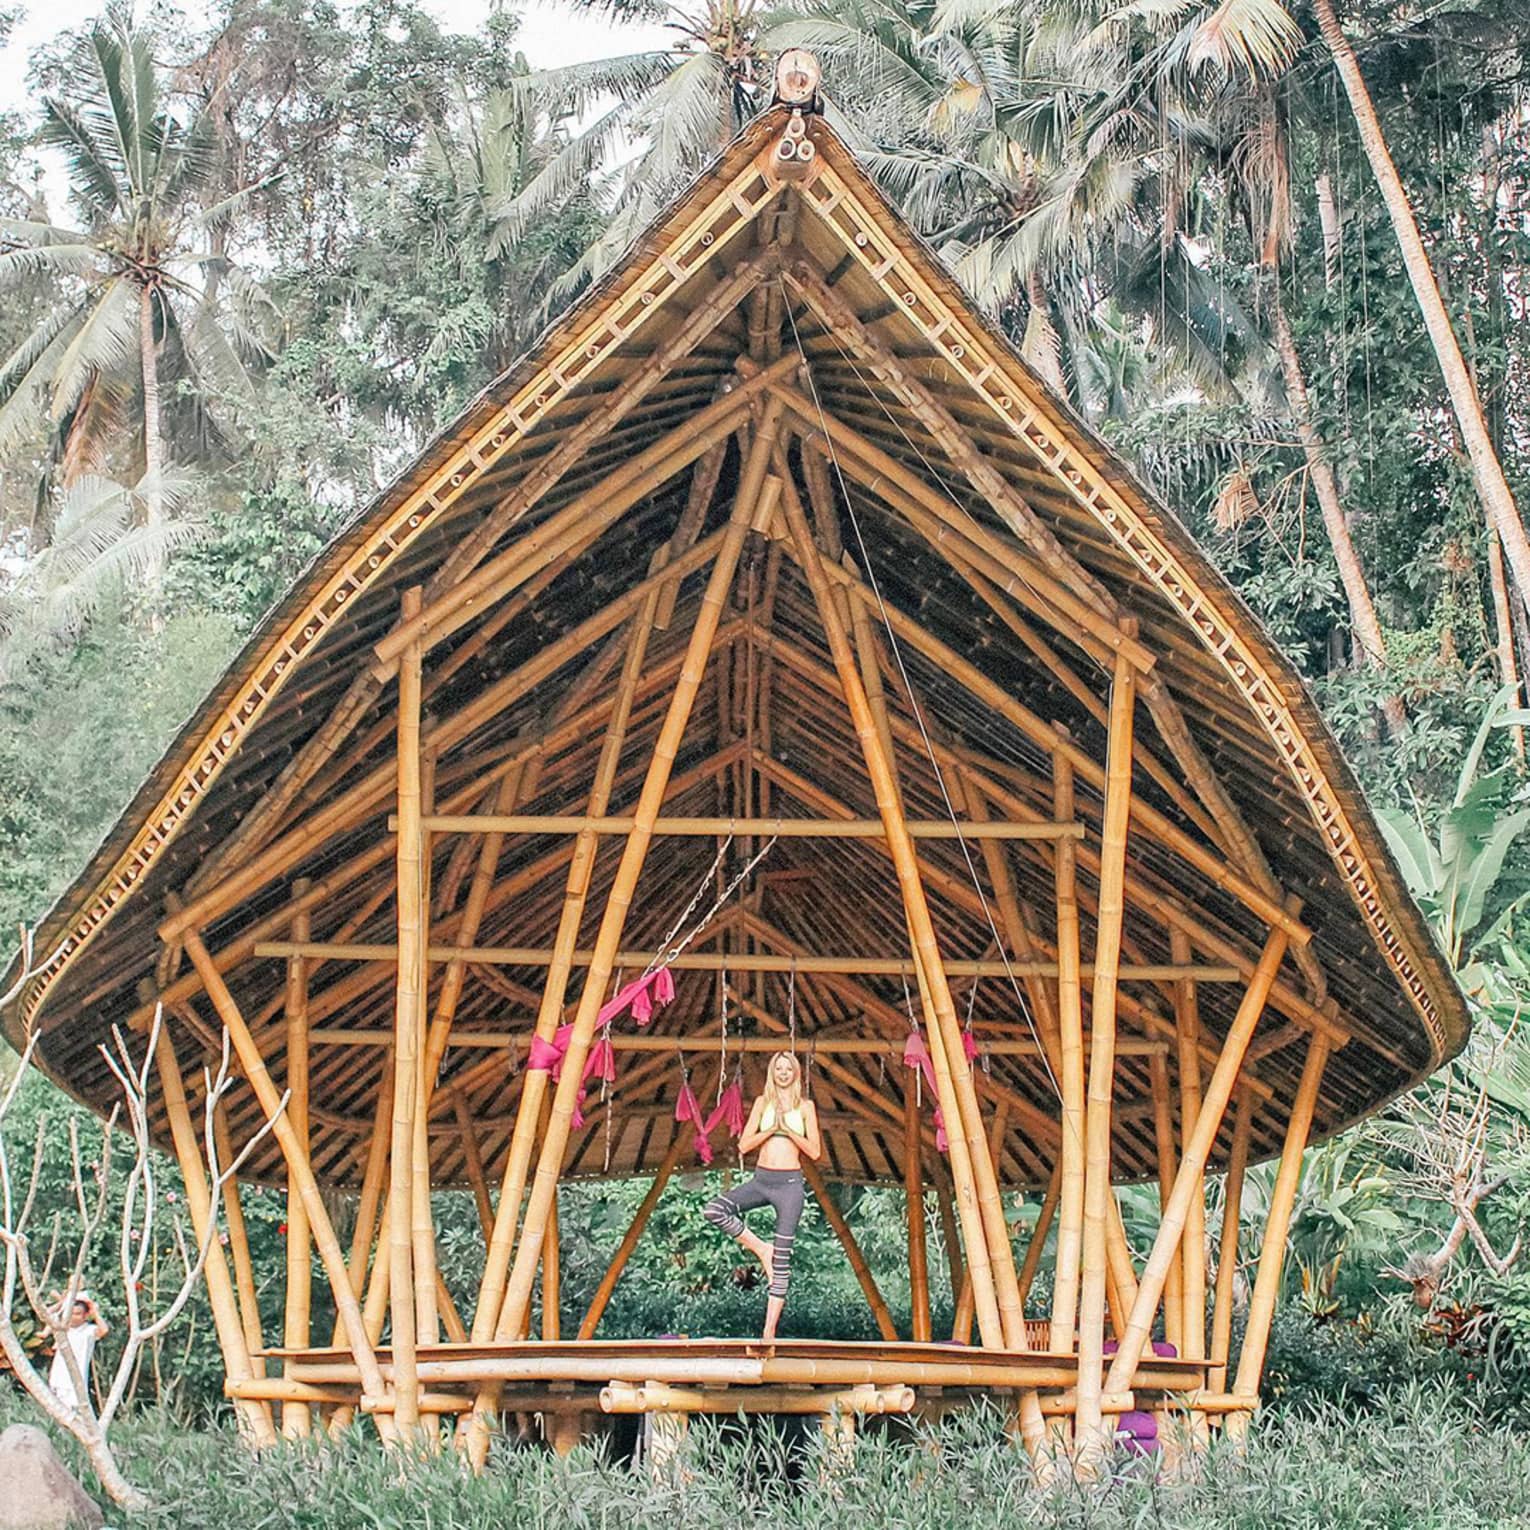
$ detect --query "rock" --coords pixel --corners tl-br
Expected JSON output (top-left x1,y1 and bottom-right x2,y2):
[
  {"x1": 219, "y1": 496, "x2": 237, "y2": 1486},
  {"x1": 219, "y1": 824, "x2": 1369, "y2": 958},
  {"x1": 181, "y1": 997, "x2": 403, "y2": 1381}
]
[{"x1": 0, "y1": 1424, "x2": 105, "y2": 1530}]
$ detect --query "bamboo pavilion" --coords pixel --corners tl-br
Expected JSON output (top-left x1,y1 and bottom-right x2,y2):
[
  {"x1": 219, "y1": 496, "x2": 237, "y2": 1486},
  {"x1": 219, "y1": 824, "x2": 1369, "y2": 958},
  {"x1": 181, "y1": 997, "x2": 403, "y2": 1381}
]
[{"x1": 4, "y1": 55, "x2": 1468, "y2": 1464}]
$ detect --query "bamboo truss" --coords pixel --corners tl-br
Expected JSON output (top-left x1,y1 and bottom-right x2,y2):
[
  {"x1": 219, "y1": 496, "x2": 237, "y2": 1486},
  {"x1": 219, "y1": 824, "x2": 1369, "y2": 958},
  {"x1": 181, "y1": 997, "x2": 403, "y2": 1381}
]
[{"x1": 12, "y1": 82, "x2": 1464, "y2": 1473}]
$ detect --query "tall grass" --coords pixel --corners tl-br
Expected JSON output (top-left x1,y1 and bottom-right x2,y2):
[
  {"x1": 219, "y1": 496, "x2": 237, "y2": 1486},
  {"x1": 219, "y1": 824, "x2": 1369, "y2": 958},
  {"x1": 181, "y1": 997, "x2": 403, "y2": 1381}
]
[{"x1": 7, "y1": 1384, "x2": 1527, "y2": 1528}]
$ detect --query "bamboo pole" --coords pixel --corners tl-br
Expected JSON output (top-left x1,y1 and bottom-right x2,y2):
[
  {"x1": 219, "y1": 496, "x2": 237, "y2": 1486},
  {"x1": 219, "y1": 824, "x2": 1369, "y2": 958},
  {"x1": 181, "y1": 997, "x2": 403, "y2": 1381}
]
[
  {"x1": 1173, "y1": 928, "x2": 1208, "y2": 1370},
  {"x1": 903, "y1": 1068, "x2": 931, "y2": 1342},
  {"x1": 178, "y1": 935, "x2": 397, "y2": 1445},
  {"x1": 800, "y1": 1160, "x2": 898, "y2": 1343},
  {"x1": 153, "y1": 1022, "x2": 277, "y2": 1448},
  {"x1": 465, "y1": 405, "x2": 783, "y2": 1466},
  {"x1": 542, "y1": 1190, "x2": 561, "y2": 1342},
  {"x1": 932, "y1": 1165, "x2": 963, "y2": 1306},
  {"x1": 388, "y1": 585, "x2": 425, "y2": 1436},
  {"x1": 1075, "y1": 654, "x2": 1137, "y2": 1452},
  {"x1": 1103, "y1": 918, "x2": 1294, "y2": 1400},
  {"x1": 1149, "y1": 1051, "x2": 1184, "y2": 1356},
  {"x1": 1049, "y1": 744, "x2": 1085, "y2": 1356},
  {"x1": 412, "y1": 813, "x2": 1081, "y2": 841},
  {"x1": 1228, "y1": 1034, "x2": 1330, "y2": 1437},
  {"x1": 469, "y1": 562, "x2": 666, "y2": 1351},
  {"x1": 411, "y1": 759, "x2": 440, "y2": 1356},
  {"x1": 780, "y1": 509, "x2": 1003, "y2": 1351},
  {"x1": 1017, "y1": 1162, "x2": 1062, "y2": 1310},
  {"x1": 212, "y1": 1103, "x2": 265, "y2": 1378},
  {"x1": 579, "y1": 1129, "x2": 692, "y2": 1339},
  {"x1": 282, "y1": 887, "x2": 313, "y2": 1437},
  {"x1": 1209, "y1": 1090, "x2": 1255, "y2": 1394},
  {"x1": 452, "y1": 1090, "x2": 494, "y2": 1240}
]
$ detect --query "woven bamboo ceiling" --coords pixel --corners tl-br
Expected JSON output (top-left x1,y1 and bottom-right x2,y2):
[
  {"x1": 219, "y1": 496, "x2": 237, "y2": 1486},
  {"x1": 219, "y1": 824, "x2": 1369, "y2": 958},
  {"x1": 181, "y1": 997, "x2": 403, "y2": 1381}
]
[{"x1": 4, "y1": 101, "x2": 1466, "y2": 1193}]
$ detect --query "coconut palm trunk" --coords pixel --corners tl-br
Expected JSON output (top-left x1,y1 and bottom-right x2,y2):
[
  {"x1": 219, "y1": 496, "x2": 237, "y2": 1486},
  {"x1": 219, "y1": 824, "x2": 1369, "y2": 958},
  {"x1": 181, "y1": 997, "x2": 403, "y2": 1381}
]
[
  {"x1": 1269, "y1": 292, "x2": 1406, "y2": 735},
  {"x1": 138, "y1": 281, "x2": 166, "y2": 590},
  {"x1": 1311, "y1": 0, "x2": 1530, "y2": 615}
]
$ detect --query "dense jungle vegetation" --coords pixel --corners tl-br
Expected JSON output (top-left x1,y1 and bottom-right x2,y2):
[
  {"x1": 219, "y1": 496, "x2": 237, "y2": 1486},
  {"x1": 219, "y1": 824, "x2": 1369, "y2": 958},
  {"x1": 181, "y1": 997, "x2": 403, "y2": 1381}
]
[{"x1": 2, "y1": 0, "x2": 1530, "y2": 1518}]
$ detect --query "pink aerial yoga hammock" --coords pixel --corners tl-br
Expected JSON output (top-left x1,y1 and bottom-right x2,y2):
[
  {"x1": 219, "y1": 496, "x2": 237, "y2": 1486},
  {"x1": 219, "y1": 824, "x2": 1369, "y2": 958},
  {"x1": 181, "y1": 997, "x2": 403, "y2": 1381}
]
[{"x1": 902, "y1": 1029, "x2": 981, "y2": 1153}]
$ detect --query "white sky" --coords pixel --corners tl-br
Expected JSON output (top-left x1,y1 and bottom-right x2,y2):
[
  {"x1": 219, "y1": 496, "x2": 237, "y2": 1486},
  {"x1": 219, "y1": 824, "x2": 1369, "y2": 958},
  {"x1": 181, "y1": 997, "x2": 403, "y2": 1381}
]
[{"x1": 0, "y1": 0, "x2": 671, "y2": 117}]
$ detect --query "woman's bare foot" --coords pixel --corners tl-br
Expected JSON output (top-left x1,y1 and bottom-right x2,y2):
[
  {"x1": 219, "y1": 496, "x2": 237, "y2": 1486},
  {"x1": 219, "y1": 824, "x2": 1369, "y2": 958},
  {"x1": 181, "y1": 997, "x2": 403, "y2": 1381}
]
[{"x1": 741, "y1": 1231, "x2": 774, "y2": 1287}]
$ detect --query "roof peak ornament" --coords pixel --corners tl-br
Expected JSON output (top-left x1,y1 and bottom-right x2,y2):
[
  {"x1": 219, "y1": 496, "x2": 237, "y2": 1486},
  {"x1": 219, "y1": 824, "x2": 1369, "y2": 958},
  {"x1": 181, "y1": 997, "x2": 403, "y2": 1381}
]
[{"x1": 772, "y1": 48, "x2": 821, "y2": 110}]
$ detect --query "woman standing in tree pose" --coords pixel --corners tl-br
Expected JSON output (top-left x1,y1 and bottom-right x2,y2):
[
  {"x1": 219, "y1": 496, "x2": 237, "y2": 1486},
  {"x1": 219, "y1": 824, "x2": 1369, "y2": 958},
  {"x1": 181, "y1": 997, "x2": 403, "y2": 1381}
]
[{"x1": 703, "y1": 1052, "x2": 822, "y2": 1340}]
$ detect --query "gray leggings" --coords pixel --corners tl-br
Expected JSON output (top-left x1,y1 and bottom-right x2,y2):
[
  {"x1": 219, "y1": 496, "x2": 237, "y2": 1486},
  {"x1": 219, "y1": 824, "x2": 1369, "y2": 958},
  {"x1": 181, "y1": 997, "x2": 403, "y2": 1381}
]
[{"x1": 703, "y1": 1168, "x2": 805, "y2": 1298}]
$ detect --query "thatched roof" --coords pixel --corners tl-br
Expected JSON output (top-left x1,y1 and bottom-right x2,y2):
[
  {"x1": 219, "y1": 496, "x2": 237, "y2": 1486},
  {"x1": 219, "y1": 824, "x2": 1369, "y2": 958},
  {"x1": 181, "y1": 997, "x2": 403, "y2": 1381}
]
[{"x1": 3, "y1": 101, "x2": 1466, "y2": 1191}]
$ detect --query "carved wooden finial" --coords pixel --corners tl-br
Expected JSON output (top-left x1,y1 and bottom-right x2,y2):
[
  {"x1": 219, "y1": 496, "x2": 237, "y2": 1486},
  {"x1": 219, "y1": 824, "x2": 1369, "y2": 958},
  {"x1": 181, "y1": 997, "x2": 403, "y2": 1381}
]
[{"x1": 773, "y1": 49, "x2": 821, "y2": 109}]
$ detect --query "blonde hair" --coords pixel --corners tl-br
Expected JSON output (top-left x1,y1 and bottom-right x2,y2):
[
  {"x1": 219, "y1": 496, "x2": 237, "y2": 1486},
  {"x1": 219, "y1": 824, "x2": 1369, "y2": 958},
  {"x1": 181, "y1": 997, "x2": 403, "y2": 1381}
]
[{"x1": 765, "y1": 1051, "x2": 803, "y2": 1115}]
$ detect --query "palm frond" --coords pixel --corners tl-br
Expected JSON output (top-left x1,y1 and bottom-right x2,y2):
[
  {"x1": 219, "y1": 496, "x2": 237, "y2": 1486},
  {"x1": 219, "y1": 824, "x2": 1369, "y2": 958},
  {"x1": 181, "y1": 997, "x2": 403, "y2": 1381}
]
[
  {"x1": 1182, "y1": 0, "x2": 1302, "y2": 79},
  {"x1": 46, "y1": 277, "x2": 139, "y2": 427}
]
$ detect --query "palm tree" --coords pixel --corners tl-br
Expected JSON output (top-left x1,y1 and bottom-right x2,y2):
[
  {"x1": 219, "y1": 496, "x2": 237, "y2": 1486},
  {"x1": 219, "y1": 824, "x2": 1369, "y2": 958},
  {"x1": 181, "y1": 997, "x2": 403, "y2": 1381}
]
[
  {"x1": 489, "y1": 0, "x2": 775, "y2": 298},
  {"x1": 0, "y1": 7, "x2": 275, "y2": 582},
  {"x1": 1306, "y1": 0, "x2": 1530, "y2": 622}
]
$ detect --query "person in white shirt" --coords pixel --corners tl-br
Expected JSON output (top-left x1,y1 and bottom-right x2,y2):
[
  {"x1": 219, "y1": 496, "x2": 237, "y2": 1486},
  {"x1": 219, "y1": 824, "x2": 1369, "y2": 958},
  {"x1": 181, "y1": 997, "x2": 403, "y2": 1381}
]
[{"x1": 47, "y1": 1292, "x2": 108, "y2": 1413}]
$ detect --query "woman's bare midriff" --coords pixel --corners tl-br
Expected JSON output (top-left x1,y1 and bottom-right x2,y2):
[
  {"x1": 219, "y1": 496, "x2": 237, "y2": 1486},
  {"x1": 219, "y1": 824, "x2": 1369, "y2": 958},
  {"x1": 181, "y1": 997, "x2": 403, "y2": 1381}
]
[{"x1": 755, "y1": 1137, "x2": 801, "y2": 1171}]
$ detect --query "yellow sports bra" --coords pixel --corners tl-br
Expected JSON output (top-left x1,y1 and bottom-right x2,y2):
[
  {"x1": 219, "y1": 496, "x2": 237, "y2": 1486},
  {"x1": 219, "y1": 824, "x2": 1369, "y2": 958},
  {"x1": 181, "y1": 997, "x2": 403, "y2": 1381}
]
[{"x1": 760, "y1": 1102, "x2": 806, "y2": 1137}]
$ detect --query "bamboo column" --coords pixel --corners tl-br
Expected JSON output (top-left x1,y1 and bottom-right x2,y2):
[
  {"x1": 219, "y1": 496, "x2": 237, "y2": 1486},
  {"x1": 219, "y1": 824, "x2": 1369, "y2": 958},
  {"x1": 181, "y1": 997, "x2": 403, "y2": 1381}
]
[
  {"x1": 452, "y1": 1090, "x2": 494, "y2": 1240},
  {"x1": 542, "y1": 1191, "x2": 561, "y2": 1341},
  {"x1": 1017, "y1": 1162, "x2": 1062, "y2": 1310},
  {"x1": 1209, "y1": 1089, "x2": 1255, "y2": 1394},
  {"x1": 801, "y1": 1160, "x2": 898, "y2": 1343},
  {"x1": 464, "y1": 403, "x2": 782, "y2": 1465},
  {"x1": 470, "y1": 569, "x2": 666, "y2": 1348},
  {"x1": 1149, "y1": 1051, "x2": 1184, "y2": 1356},
  {"x1": 1049, "y1": 742, "x2": 1085, "y2": 1356},
  {"x1": 1075, "y1": 653, "x2": 1137, "y2": 1452},
  {"x1": 1102, "y1": 917, "x2": 1294, "y2": 1400},
  {"x1": 787, "y1": 528, "x2": 1001, "y2": 1348},
  {"x1": 181, "y1": 933, "x2": 396, "y2": 1443},
  {"x1": 932, "y1": 1166, "x2": 963, "y2": 1308},
  {"x1": 212, "y1": 1103, "x2": 265, "y2": 1377},
  {"x1": 1227, "y1": 1033, "x2": 1331, "y2": 1438},
  {"x1": 282, "y1": 887, "x2": 313, "y2": 1438},
  {"x1": 903, "y1": 1068, "x2": 932, "y2": 1342},
  {"x1": 578, "y1": 1127, "x2": 694, "y2": 1338},
  {"x1": 411, "y1": 746, "x2": 440, "y2": 1353},
  {"x1": 389, "y1": 585, "x2": 426, "y2": 1437},
  {"x1": 1172, "y1": 928, "x2": 1208, "y2": 1370},
  {"x1": 153, "y1": 1021, "x2": 277, "y2": 1448}
]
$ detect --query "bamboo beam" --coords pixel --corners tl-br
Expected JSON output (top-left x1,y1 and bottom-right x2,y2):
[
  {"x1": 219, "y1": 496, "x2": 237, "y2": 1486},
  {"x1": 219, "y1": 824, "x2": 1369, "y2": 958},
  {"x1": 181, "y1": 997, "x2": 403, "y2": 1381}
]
[
  {"x1": 1103, "y1": 916, "x2": 1295, "y2": 1401},
  {"x1": 467, "y1": 401, "x2": 783, "y2": 1466},
  {"x1": 1228, "y1": 1033, "x2": 1330, "y2": 1436},
  {"x1": 282, "y1": 889, "x2": 313, "y2": 1438},
  {"x1": 153, "y1": 1020, "x2": 277, "y2": 1448},
  {"x1": 1209, "y1": 1089, "x2": 1254, "y2": 1394},
  {"x1": 254, "y1": 942, "x2": 1233, "y2": 982},
  {"x1": 903, "y1": 1067, "x2": 931, "y2": 1342},
  {"x1": 178, "y1": 934, "x2": 397, "y2": 1445},
  {"x1": 407, "y1": 813, "x2": 1083, "y2": 841},
  {"x1": 800, "y1": 1159, "x2": 898, "y2": 1343},
  {"x1": 306, "y1": 1029, "x2": 1172, "y2": 1056},
  {"x1": 1075, "y1": 654, "x2": 1137, "y2": 1451},
  {"x1": 372, "y1": 356, "x2": 798, "y2": 675}
]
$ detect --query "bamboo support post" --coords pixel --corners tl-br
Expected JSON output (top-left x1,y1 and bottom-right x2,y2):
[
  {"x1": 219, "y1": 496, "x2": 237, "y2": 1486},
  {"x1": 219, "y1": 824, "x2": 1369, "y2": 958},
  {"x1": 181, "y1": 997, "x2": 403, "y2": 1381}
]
[
  {"x1": 389, "y1": 585, "x2": 426, "y2": 1435},
  {"x1": 1227, "y1": 1033, "x2": 1331, "y2": 1438},
  {"x1": 452, "y1": 1090, "x2": 494, "y2": 1240},
  {"x1": 1150, "y1": 1051, "x2": 1184, "y2": 1356},
  {"x1": 542, "y1": 1190, "x2": 561, "y2": 1342},
  {"x1": 1075, "y1": 654, "x2": 1136, "y2": 1453},
  {"x1": 1209, "y1": 1090, "x2": 1255, "y2": 1394},
  {"x1": 464, "y1": 401, "x2": 783, "y2": 1466},
  {"x1": 1173, "y1": 927, "x2": 1209, "y2": 1389},
  {"x1": 579, "y1": 1128, "x2": 693, "y2": 1338},
  {"x1": 282, "y1": 887, "x2": 313, "y2": 1437},
  {"x1": 1103, "y1": 915, "x2": 1295, "y2": 1401},
  {"x1": 801, "y1": 1160, "x2": 898, "y2": 1343},
  {"x1": 903, "y1": 1068, "x2": 932, "y2": 1342},
  {"x1": 152, "y1": 1021, "x2": 277, "y2": 1448},
  {"x1": 1017, "y1": 1161, "x2": 1062, "y2": 1310},
  {"x1": 212, "y1": 1103, "x2": 265, "y2": 1378},
  {"x1": 178, "y1": 934, "x2": 397, "y2": 1445}
]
